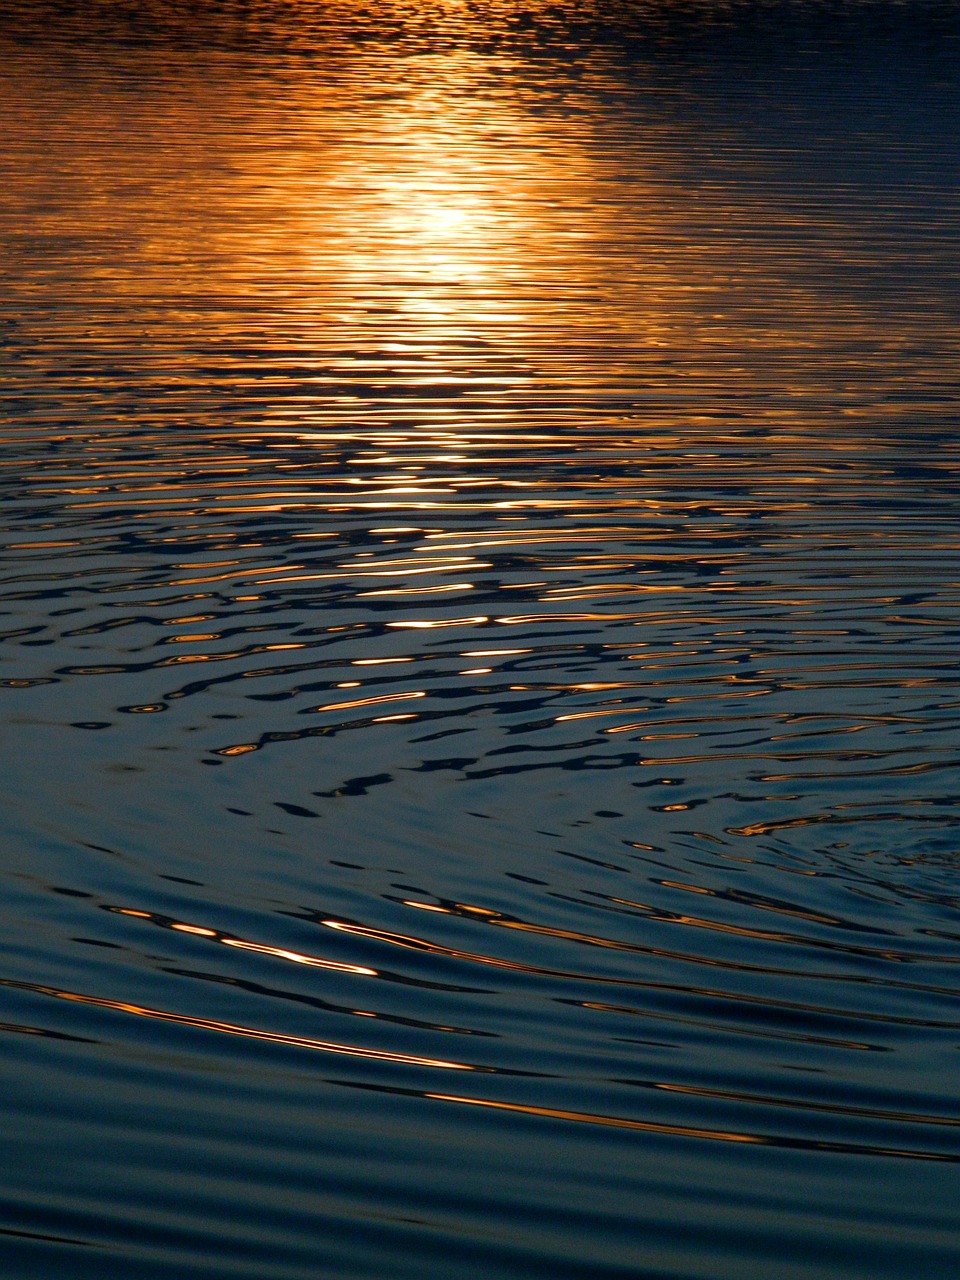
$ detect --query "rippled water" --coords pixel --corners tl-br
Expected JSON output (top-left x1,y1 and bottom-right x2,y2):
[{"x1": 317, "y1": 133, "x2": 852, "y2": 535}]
[{"x1": 2, "y1": 2, "x2": 960, "y2": 1276}]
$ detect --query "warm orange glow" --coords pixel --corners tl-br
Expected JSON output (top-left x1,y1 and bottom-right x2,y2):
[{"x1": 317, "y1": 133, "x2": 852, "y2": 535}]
[
  {"x1": 12, "y1": 981, "x2": 473, "y2": 1071},
  {"x1": 423, "y1": 1093, "x2": 765, "y2": 1143}
]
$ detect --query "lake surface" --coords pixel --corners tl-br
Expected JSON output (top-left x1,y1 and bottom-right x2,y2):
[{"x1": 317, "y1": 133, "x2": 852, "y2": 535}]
[{"x1": 2, "y1": 2, "x2": 960, "y2": 1276}]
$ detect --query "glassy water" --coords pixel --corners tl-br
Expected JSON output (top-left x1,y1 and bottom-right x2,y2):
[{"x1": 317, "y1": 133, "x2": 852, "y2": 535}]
[{"x1": 2, "y1": 3, "x2": 960, "y2": 1276}]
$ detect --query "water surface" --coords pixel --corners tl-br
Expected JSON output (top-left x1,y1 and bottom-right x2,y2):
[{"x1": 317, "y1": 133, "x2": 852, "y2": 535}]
[{"x1": 2, "y1": 3, "x2": 960, "y2": 1277}]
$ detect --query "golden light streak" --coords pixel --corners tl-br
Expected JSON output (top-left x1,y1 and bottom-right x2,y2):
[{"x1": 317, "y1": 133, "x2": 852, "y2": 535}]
[{"x1": 9, "y1": 982, "x2": 473, "y2": 1071}]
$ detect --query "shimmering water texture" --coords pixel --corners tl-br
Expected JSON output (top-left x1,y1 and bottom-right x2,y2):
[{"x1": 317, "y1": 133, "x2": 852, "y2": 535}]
[{"x1": 2, "y1": 2, "x2": 960, "y2": 1277}]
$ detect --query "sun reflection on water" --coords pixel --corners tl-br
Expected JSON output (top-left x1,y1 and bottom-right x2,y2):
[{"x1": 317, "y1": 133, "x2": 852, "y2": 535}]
[{"x1": 2, "y1": 2, "x2": 960, "y2": 1273}]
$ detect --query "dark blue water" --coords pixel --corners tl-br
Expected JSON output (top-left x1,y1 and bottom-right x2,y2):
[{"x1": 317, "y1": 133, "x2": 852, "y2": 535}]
[{"x1": 2, "y1": 2, "x2": 960, "y2": 1276}]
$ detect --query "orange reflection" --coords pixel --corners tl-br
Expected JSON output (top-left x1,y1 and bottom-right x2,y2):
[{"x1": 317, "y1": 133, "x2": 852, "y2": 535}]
[
  {"x1": 110, "y1": 905, "x2": 377, "y2": 976},
  {"x1": 424, "y1": 1092, "x2": 764, "y2": 1143},
  {"x1": 420, "y1": 1093, "x2": 955, "y2": 1159},
  {"x1": 8, "y1": 980, "x2": 473, "y2": 1071}
]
